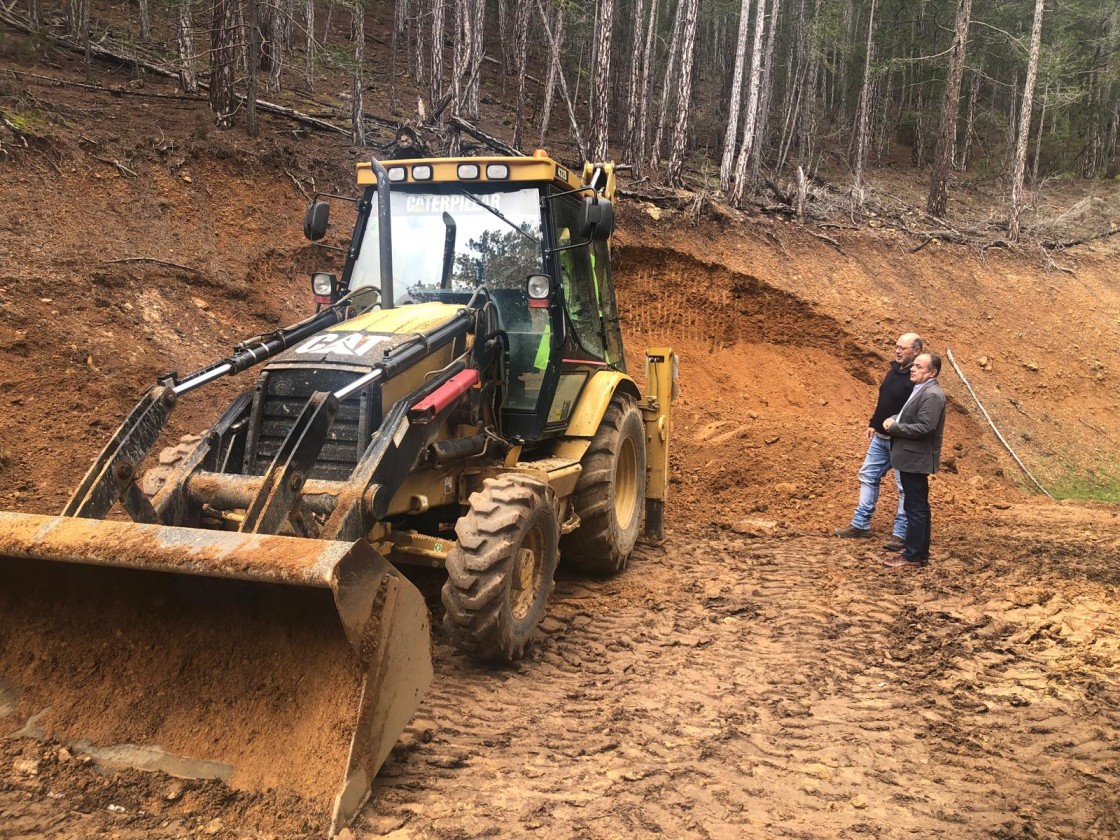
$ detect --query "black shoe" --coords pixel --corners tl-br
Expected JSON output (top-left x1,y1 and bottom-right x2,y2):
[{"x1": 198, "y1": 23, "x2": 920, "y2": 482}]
[
  {"x1": 834, "y1": 526, "x2": 872, "y2": 538},
  {"x1": 882, "y1": 554, "x2": 928, "y2": 569}
]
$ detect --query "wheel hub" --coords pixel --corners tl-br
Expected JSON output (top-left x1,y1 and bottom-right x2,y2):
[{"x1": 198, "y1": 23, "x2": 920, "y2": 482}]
[{"x1": 510, "y1": 531, "x2": 544, "y2": 621}]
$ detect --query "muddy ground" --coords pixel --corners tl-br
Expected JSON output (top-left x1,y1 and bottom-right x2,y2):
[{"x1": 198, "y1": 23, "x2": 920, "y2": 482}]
[{"x1": 2, "y1": 40, "x2": 1120, "y2": 840}]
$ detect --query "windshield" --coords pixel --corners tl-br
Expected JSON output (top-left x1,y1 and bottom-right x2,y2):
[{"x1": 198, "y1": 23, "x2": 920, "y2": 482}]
[{"x1": 348, "y1": 186, "x2": 544, "y2": 302}]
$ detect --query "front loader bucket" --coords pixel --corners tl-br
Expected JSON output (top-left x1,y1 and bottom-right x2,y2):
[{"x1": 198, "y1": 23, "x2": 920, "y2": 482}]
[{"x1": 0, "y1": 511, "x2": 432, "y2": 836}]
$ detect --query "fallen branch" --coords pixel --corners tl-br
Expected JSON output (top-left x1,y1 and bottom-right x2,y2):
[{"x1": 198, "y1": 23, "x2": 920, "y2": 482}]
[
  {"x1": 1075, "y1": 418, "x2": 1102, "y2": 436},
  {"x1": 239, "y1": 95, "x2": 348, "y2": 135},
  {"x1": 615, "y1": 187, "x2": 692, "y2": 209},
  {"x1": 3, "y1": 68, "x2": 206, "y2": 103},
  {"x1": 0, "y1": 9, "x2": 178, "y2": 80},
  {"x1": 1041, "y1": 226, "x2": 1120, "y2": 250},
  {"x1": 0, "y1": 13, "x2": 351, "y2": 137},
  {"x1": 448, "y1": 116, "x2": 521, "y2": 156},
  {"x1": 945, "y1": 347, "x2": 1052, "y2": 498},
  {"x1": 285, "y1": 168, "x2": 312, "y2": 202},
  {"x1": 91, "y1": 155, "x2": 136, "y2": 176},
  {"x1": 102, "y1": 257, "x2": 201, "y2": 273},
  {"x1": 811, "y1": 232, "x2": 845, "y2": 255},
  {"x1": 0, "y1": 109, "x2": 30, "y2": 145}
]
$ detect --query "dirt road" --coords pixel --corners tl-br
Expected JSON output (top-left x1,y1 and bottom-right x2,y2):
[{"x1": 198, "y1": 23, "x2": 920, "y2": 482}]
[{"x1": 5, "y1": 505, "x2": 1119, "y2": 839}]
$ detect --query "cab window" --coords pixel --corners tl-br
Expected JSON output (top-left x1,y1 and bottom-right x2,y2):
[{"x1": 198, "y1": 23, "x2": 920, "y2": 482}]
[{"x1": 551, "y1": 198, "x2": 605, "y2": 358}]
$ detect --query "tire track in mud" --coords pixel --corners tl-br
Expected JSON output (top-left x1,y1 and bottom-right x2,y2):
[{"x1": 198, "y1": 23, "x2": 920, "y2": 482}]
[{"x1": 365, "y1": 531, "x2": 1120, "y2": 839}]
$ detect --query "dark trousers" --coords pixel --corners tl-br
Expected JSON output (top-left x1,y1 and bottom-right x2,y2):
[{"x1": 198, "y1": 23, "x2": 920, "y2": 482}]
[{"x1": 899, "y1": 471, "x2": 931, "y2": 562}]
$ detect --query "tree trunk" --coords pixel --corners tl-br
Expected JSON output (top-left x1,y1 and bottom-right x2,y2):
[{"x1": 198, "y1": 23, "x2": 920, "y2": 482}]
[
  {"x1": 850, "y1": 0, "x2": 876, "y2": 206},
  {"x1": 304, "y1": 0, "x2": 314, "y2": 91},
  {"x1": 175, "y1": 0, "x2": 198, "y2": 94},
  {"x1": 453, "y1": 0, "x2": 483, "y2": 121},
  {"x1": 589, "y1": 0, "x2": 614, "y2": 160},
  {"x1": 537, "y1": 1, "x2": 562, "y2": 146},
  {"x1": 958, "y1": 70, "x2": 979, "y2": 170},
  {"x1": 66, "y1": 0, "x2": 81, "y2": 39},
  {"x1": 209, "y1": 0, "x2": 238, "y2": 127},
  {"x1": 266, "y1": 0, "x2": 285, "y2": 94},
  {"x1": 650, "y1": 0, "x2": 687, "y2": 173},
  {"x1": 632, "y1": 0, "x2": 660, "y2": 173},
  {"x1": 430, "y1": 0, "x2": 445, "y2": 118},
  {"x1": 719, "y1": 0, "x2": 754, "y2": 192},
  {"x1": 728, "y1": 0, "x2": 766, "y2": 205},
  {"x1": 497, "y1": 0, "x2": 512, "y2": 73},
  {"x1": 621, "y1": 0, "x2": 648, "y2": 163},
  {"x1": 1031, "y1": 87, "x2": 1046, "y2": 181},
  {"x1": 1009, "y1": 0, "x2": 1044, "y2": 242},
  {"x1": 350, "y1": 0, "x2": 365, "y2": 145},
  {"x1": 138, "y1": 0, "x2": 151, "y2": 40},
  {"x1": 665, "y1": 0, "x2": 700, "y2": 185},
  {"x1": 468, "y1": 0, "x2": 484, "y2": 118},
  {"x1": 798, "y1": 0, "x2": 821, "y2": 171},
  {"x1": 512, "y1": 0, "x2": 531, "y2": 148},
  {"x1": 535, "y1": 0, "x2": 586, "y2": 158},
  {"x1": 390, "y1": 0, "x2": 403, "y2": 113},
  {"x1": 452, "y1": 0, "x2": 466, "y2": 126},
  {"x1": 926, "y1": 0, "x2": 971, "y2": 218},
  {"x1": 81, "y1": 0, "x2": 91, "y2": 83},
  {"x1": 247, "y1": 0, "x2": 260, "y2": 137},
  {"x1": 748, "y1": 0, "x2": 782, "y2": 186}
]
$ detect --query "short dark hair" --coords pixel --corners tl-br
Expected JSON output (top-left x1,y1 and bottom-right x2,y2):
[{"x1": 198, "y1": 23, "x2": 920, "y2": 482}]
[
  {"x1": 927, "y1": 352, "x2": 942, "y2": 374},
  {"x1": 913, "y1": 337, "x2": 924, "y2": 351}
]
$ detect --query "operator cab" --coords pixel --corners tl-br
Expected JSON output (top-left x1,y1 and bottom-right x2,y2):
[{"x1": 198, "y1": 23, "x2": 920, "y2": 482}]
[{"x1": 309, "y1": 155, "x2": 620, "y2": 443}]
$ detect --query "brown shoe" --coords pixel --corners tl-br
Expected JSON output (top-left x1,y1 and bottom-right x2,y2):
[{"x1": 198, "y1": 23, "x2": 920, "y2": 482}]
[
  {"x1": 882, "y1": 554, "x2": 927, "y2": 569},
  {"x1": 882, "y1": 535, "x2": 906, "y2": 551},
  {"x1": 834, "y1": 525, "x2": 872, "y2": 538}
]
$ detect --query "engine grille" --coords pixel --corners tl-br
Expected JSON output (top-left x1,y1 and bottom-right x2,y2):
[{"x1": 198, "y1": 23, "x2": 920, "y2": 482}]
[{"x1": 247, "y1": 367, "x2": 372, "y2": 481}]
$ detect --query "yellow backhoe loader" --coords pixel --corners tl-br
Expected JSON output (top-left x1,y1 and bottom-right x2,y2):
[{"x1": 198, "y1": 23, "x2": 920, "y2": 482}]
[{"x1": 0, "y1": 152, "x2": 676, "y2": 835}]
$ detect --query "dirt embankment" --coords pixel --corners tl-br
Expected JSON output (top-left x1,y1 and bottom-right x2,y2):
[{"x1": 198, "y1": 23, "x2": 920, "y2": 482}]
[{"x1": 3, "y1": 49, "x2": 1120, "y2": 840}]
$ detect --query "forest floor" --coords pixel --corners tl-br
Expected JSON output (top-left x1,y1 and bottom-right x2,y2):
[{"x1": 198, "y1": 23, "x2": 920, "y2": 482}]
[{"x1": 2, "y1": 38, "x2": 1120, "y2": 840}]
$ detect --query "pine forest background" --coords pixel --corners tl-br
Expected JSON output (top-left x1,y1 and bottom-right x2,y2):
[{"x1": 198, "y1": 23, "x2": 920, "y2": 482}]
[{"x1": 2, "y1": 0, "x2": 1118, "y2": 236}]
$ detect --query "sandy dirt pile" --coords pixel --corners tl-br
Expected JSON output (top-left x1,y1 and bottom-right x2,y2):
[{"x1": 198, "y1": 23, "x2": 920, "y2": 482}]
[{"x1": 2, "y1": 48, "x2": 1120, "y2": 840}]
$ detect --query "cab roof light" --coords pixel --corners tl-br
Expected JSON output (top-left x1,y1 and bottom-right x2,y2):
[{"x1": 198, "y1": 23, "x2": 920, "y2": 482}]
[
  {"x1": 485, "y1": 163, "x2": 510, "y2": 179},
  {"x1": 412, "y1": 164, "x2": 433, "y2": 181},
  {"x1": 387, "y1": 166, "x2": 407, "y2": 182},
  {"x1": 457, "y1": 163, "x2": 481, "y2": 180}
]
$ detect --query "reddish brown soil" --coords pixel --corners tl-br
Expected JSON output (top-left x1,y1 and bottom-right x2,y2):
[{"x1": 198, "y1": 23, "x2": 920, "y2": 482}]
[{"x1": 3, "y1": 44, "x2": 1120, "y2": 840}]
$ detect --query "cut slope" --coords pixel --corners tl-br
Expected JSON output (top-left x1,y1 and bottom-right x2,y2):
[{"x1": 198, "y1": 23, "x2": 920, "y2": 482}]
[{"x1": 614, "y1": 245, "x2": 1007, "y2": 535}]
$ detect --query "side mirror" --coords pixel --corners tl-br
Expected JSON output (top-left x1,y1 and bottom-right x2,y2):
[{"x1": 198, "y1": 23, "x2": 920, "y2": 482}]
[
  {"x1": 579, "y1": 196, "x2": 615, "y2": 242},
  {"x1": 303, "y1": 200, "x2": 330, "y2": 241},
  {"x1": 526, "y1": 273, "x2": 551, "y2": 308}
]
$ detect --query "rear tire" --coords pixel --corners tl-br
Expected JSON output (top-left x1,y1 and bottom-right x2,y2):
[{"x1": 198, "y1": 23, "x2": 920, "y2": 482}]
[
  {"x1": 561, "y1": 394, "x2": 646, "y2": 576},
  {"x1": 442, "y1": 474, "x2": 560, "y2": 662}
]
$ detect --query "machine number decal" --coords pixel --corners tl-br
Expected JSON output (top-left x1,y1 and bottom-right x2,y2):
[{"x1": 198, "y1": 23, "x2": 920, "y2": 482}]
[{"x1": 296, "y1": 332, "x2": 390, "y2": 357}]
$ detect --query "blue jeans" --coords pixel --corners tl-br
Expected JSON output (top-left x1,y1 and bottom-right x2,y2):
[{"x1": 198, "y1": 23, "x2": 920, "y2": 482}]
[{"x1": 850, "y1": 435, "x2": 907, "y2": 537}]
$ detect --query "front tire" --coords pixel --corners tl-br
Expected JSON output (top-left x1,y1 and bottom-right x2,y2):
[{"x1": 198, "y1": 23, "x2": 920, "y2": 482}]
[
  {"x1": 561, "y1": 394, "x2": 647, "y2": 575},
  {"x1": 442, "y1": 474, "x2": 560, "y2": 662}
]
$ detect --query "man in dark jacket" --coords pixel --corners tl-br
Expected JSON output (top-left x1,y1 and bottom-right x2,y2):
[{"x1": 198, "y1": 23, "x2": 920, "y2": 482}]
[
  {"x1": 834, "y1": 333, "x2": 922, "y2": 549},
  {"x1": 882, "y1": 352, "x2": 946, "y2": 568}
]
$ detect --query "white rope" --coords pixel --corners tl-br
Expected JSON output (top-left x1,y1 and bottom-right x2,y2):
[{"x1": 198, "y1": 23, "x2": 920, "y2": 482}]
[{"x1": 945, "y1": 347, "x2": 1053, "y2": 498}]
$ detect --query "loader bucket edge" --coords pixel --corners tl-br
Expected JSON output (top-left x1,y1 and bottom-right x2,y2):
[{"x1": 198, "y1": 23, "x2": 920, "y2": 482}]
[{"x1": 0, "y1": 511, "x2": 353, "y2": 585}]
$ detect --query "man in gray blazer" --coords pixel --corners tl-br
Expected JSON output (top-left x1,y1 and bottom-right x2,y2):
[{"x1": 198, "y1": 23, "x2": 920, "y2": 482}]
[{"x1": 882, "y1": 352, "x2": 946, "y2": 568}]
